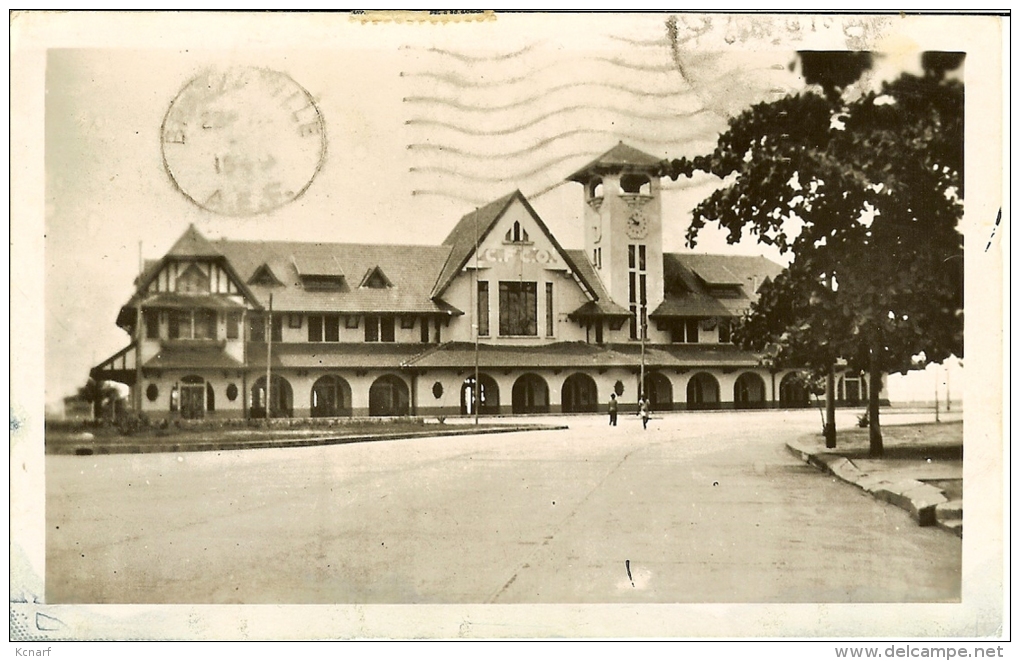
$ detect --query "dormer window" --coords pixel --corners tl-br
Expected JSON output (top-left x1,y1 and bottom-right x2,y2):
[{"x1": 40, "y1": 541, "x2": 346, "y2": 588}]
[
  {"x1": 248, "y1": 263, "x2": 284, "y2": 287},
  {"x1": 293, "y1": 254, "x2": 345, "y2": 291},
  {"x1": 360, "y1": 266, "x2": 392, "y2": 289},
  {"x1": 620, "y1": 174, "x2": 651, "y2": 195},
  {"x1": 505, "y1": 221, "x2": 529, "y2": 243}
]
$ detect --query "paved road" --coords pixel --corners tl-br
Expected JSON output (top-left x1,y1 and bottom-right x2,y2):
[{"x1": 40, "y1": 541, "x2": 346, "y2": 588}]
[{"x1": 47, "y1": 409, "x2": 961, "y2": 604}]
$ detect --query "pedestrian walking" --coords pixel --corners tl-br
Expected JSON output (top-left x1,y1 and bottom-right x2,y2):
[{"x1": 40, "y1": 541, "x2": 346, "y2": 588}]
[
  {"x1": 608, "y1": 393, "x2": 618, "y2": 426},
  {"x1": 639, "y1": 397, "x2": 650, "y2": 429}
]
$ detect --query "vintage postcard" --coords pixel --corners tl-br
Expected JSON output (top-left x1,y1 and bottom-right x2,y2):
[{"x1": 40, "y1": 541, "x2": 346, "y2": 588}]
[{"x1": 10, "y1": 11, "x2": 1006, "y2": 643}]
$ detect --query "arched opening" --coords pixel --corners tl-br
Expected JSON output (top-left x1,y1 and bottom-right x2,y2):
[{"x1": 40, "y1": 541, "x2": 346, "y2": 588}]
[
  {"x1": 620, "y1": 173, "x2": 651, "y2": 195},
  {"x1": 311, "y1": 374, "x2": 352, "y2": 417},
  {"x1": 250, "y1": 375, "x2": 294, "y2": 418},
  {"x1": 206, "y1": 382, "x2": 215, "y2": 412},
  {"x1": 838, "y1": 373, "x2": 867, "y2": 405},
  {"x1": 561, "y1": 373, "x2": 598, "y2": 413},
  {"x1": 643, "y1": 371, "x2": 673, "y2": 411},
  {"x1": 686, "y1": 372, "x2": 720, "y2": 410},
  {"x1": 369, "y1": 374, "x2": 410, "y2": 416},
  {"x1": 180, "y1": 375, "x2": 206, "y2": 419},
  {"x1": 587, "y1": 177, "x2": 604, "y2": 200},
  {"x1": 461, "y1": 374, "x2": 500, "y2": 416},
  {"x1": 779, "y1": 372, "x2": 811, "y2": 408},
  {"x1": 511, "y1": 373, "x2": 549, "y2": 414},
  {"x1": 734, "y1": 372, "x2": 767, "y2": 409}
]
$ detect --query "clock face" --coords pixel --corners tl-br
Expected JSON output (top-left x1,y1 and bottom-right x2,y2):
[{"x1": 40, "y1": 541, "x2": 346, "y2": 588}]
[
  {"x1": 626, "y1": 208, "x2": 650, "y2": 239},
  {"x1": 161, "y1": 67, "x2": 326, "y2": 217}
]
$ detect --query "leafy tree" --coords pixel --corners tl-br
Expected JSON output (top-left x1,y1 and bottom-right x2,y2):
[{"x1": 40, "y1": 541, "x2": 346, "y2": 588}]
[
  {"x1": 660, "y1": 52, "x2": 964, "y2": 456},
  {"x1": 77, "y1": 378, "x2": 122, "y2": 421}
]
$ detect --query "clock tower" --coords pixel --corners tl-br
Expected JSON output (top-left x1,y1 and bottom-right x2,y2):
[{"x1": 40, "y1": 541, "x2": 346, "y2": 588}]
[{"x1": 567, "y1": 142, "x2": 664, "y2": 340}]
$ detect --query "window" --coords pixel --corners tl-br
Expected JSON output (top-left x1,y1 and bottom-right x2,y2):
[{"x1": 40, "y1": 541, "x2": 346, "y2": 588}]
[
  {"x1": 308, "y1": 315, "x2": 323, "y2": 342},
  {"x1": 144, "y1": 310, "x2": 159, "y2": 339},
  {"x1": 271, "y1": 315, "x2": 283, "y2": 342},
  {"x1": 499, "y1": 281, "x2": 537, "y2": 336},
  {"x1": 249, "y1": 315, "x2": 265, "y2": 341},
  {"x1": 345, "y1": 316, "x2": 359, "y2": 329},
  {"x1": 718, "y1": 320, "x2": 731, "y2": 343},
  {"x1": 176, "y1": 263, "x2": 210, "y2": 294},
  {"x1": 226, "y1": 312, "x2": 241, "y2": 339},
  {"x1": 168, "y1": 310, "x2": 189, "y2": 340},
  {"x1": 365, "y1": 316, "x2": 395, "y2": 342},
  {"x1": 361, "y1": 267, "x2": 391, "y2": 289},
  {"x1": 194, "y1": 309, "x2": 217, "y2": 340},
  {"x1": 420, "y1": 316, "x2": 430, "y2": 343},
  {"x1": 628, "y1": 245, "x2": 647, "y2": 340},
  {"x1": 505, "y1": 221, "x2": 529, "y2": 243},
  {"x1": 324, "y1": 315, "x2": 340, "y2": 342},
  {"x1": 400, "y1": 316, "x2": 416, "y2": 330},
  {"x1": 477, "y1": 281, "x2": 489, "y2": 336},
  {"x1": 166, "y1": 309, "x2": 217, "y2": 340},
  {"x1": 545, "y1": 282, "x2": 554, "y2": 337},
  {"x1": 288, "y1": 314, "x2": 302, "y2": 329},
  {"x1": 670, "y1": 319, "x2": 701, "y2": 343},
  {"x1": 308, "y1": 315, "x2": 339, "y2": 342}
]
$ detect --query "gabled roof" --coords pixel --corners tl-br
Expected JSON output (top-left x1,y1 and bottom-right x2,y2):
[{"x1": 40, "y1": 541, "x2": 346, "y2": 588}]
[
  {"x1": 431, "y1": 190, "x2": 596, "y2": 301},
  {"x1": 249, "y1": 263, "x2": 285, "y2": 287},
  {"x1": 359, "y1": 266, "x2": 392, "y2": 289},
  {"x1": 167, "y1": 223, "x2": 223, "y2": 258},
  {"x1": 564, "y1": 249, "x2": 630, "y2": 319},
  {"x1": 566, "y1": 142, "x2": 662, "y2": 183},
  {"x1": 123, "y1": 226, "x2": 262, "y2": 321},
  {"x1": 215, "y1": 240, "x2": 458, "y2": 315},
  {"x1": 655, "y1": 253, "x2": 785, "y2": 319}
]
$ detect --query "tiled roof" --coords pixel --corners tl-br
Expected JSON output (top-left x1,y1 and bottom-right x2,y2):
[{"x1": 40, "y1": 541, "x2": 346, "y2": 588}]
[
  {"x1": 566, "y1": 142, "x2": 662, "y2": 183},
  {"x1": 678, "y1": 253, "x2": 785, "y2": 291},
  {"x1": 144, "y1": 343, "x2": 243, "y2": 370},
  {"x1": 432, "y1": 190, "x2": 595, "y2": 300},
  {"x1": 650, "y1": 295, "x2": 732, "y2": 319},
  {"x1": 403, "y1": 341, "x2": 762, "y2": 369},
  {"x1": 563, "y1": 249, "x2": 631, "y2": 318},
  {"x1": 215, "y1": 240, "x2": 458, "y2": 315},
  {"x1": 656, "y1": 253, "x2": 785, "y2": 318},
  {"x1": 246, "y1": 342, "x2": 428, "y2": 369},
  {"x1": 166, "y1": 224, "x2": 223, "y2": 258},
  {"x1": 140, "y1": 293, "x2": 246, "y2": 309}
]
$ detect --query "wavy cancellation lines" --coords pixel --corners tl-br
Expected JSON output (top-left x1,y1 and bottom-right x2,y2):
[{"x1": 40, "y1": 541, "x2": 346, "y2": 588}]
[{"x1": 400, "y1": 41, "x2": 706, "y2": 206}]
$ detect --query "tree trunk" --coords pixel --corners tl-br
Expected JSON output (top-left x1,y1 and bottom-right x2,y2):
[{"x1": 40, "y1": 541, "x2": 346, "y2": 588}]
[
  {"x1": 868, "y1": 348, "x2": 883, "y2": 457},
  {"x1": 824, "y1": 364, "x2": 837, "y2": 448}
]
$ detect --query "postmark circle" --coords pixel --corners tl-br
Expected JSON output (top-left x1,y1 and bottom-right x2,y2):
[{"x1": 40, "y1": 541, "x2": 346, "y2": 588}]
[{"x1": 161, "y1": 66, "x2": 326, "y2": 216}]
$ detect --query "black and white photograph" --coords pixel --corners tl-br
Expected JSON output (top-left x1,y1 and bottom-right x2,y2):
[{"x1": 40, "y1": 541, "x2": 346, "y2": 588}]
[{"x1": 10, "y1": 10, "x2": 1006, "y2": 646}]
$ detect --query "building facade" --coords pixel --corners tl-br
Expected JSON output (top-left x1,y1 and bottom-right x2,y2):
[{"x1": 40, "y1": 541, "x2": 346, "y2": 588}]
[{"x1": 91, "y1": 143, "x2": 881, "y2": 419}]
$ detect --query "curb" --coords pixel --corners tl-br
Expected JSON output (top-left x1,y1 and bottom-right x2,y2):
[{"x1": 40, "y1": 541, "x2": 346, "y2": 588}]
[
  {"x1": 48, "y1": 424, "x2": 568, "y2": 456},
  {"x1": 786, "y1": 437, "x2": 962, "y2": 537}
]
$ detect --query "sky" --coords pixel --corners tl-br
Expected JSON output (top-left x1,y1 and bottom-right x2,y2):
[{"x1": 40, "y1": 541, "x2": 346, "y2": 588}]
[{"x1": 36, "y1": 12, "x2": 982, "y2": 410}]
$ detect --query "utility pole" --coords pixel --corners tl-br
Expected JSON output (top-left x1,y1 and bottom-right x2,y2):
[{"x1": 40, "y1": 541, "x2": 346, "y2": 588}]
[
  {"x1": 934, "y1": 364, "x2": 940, "y2": 423},
  {"x1": 474, "y1": 209, "x2": 480, "y2": 425},
  {"x1": 265, "y1": 293, "x2": 273, "y2": 422},
  {"x1": 134, "y1": 240, "x2": 143, "y2": 413}
]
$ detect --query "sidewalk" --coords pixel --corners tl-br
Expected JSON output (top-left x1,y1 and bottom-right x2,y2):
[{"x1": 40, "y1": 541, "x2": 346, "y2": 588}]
[
  {"x1": 786, "y1": 419, "x2": 963, "y2": 537},
  {"x1": 46, "y1": 421, "x2": 566, "y2": 456}
]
